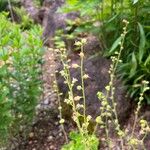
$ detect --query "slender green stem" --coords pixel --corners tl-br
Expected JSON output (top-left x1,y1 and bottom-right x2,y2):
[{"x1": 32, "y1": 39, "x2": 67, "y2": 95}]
[
  {"x1": 7, "y1": 0, "x2": 15, "y2": 22},
  {"x1": 131, "y1": 94, "x2": 143, "y2": 138},
  {"x1": 101, "y1": 0, "x2": 104, "y2": 22},
  {"x1": 53, "y1": 68, "x2": 68, "y2": 143},
  {"x1": 111, "y1": 0, "x2": 114, "y2": 16},
  {"x1": 80, "y1": 45, "x2": 86, "y2": 123}
]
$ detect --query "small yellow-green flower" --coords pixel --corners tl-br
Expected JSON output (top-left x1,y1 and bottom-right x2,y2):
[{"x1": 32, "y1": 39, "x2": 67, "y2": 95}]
[
  {"x1": 71, "y1": 63, "x2": 80, "y2": 69},
  {"x1": 83, "y1": 74, "x2": 90, "y2": 79},
  {"x1": 87, "y1": 115, "x2": 92, "y2": 121},
  {"x1": 59, "y1": 119, "x2": 65, "y2": 124},
  {"x1": 96, "y1": 116, "x2": 102, "y2": 124},
  {"x1": 81, "y1": 38, "x2": 87, "y2": 44},
  {"x1": 74, "y1": 96, "x2": 82, "y2": 101},
  {"x1": 77, "y1": 85, "x2": 82, "y2": 90},
  {"x1": 79, "y1": 52, "x2": 84, "y2": 58}
]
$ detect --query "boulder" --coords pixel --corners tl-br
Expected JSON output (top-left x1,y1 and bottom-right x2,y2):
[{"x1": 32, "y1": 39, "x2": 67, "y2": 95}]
[{"x1": 56, "y1": 37, "x2": 131, "y2": 124}]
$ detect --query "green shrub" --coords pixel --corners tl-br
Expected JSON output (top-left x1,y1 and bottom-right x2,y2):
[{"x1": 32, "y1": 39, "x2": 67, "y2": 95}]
[{"x1": 0, "y1": 12, "x2": 44, "y2": 146}]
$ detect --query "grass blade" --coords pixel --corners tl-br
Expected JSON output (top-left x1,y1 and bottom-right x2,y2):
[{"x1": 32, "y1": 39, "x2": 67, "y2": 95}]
[{"x1": 138, "y1": 23, "x2": 146, "y2": 63}]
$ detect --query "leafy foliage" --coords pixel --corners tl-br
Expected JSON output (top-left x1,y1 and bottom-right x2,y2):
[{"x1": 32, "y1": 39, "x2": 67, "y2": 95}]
[
  {"x1": 0, "y1": 12, "x2": 44, "y2": 146},
  {"x1": 14, "y1": 7, "x2": 34, "y2": 30},
  {"x1": 62, "y1": 132, "x2": 99, "y2": 150},
  {"x1": 63, "y1": 0, "x2": 150, "y2": 103},
  {"x1": 0, "y1": 0, "x2": 20, "y2": 12}
]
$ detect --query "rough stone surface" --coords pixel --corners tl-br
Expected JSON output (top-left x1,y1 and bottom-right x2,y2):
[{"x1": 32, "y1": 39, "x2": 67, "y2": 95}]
[{"x1": 56, "y1": 39, "x2": 131, "y2": 124}]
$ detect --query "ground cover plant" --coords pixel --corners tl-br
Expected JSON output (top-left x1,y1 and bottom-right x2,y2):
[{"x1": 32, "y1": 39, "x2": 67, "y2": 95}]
[{"x1": 0, "y1": 12, "x2": 44, "y2": 147}]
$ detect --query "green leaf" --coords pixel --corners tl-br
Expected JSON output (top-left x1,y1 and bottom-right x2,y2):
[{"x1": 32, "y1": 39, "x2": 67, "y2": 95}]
[
  {"x1": 108, "y1": 36, "x2": 122, "y2": 55},
  {"x1": 133, "y1": 75, "x2": 145, "y2": 84},
  {"x1": 1, "y1": 35, "x2": 10, "y2": 46},
  {"x1": 106, "y1": 14, "x2": 118, "y2": 24},
  {"x1": 146, "y1": 95, "x2": 150, "y2": 104},
  {"x1": 144, "y1": 55, "x2": 150, "y2": 66},
  {"x1": 62, "y1": 132, "x2": 99, "y2": 150},
  {"x1": 133, "y1": 0, "x2": 139, "y2": 4},
  {"x1": 129, "y1": 52, "x2": 137, "y2": 78},
  {"x1": 67, "y1": 0, "x2": 78, "y2": 5},
  {"x1": 138, "y1": 23, "x2": 146, "y2": 63}
]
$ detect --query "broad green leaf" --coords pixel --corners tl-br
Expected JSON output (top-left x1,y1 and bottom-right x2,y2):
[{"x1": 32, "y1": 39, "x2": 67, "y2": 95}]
[
  {"x1": 138, "y1": 23, "x2": 146, "y2": 63},
  {"x1": 129, "y1": 52, "x2": 137, "y2": 78}
]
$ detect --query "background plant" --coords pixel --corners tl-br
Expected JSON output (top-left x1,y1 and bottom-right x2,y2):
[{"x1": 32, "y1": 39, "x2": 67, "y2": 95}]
[
  {"x1": 13, "y1": 7, "x2": 34, "y2": 30},
  {"x1": 61, "y1": 0, "x2": 150, "y2": 104},
  {"x1": 0, "y1": 0, "x2": 20, "y2": 12},
  {"x1": 0, "y1": 12, "x2": 44, "y2": 146}
]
